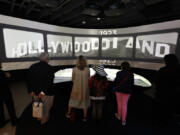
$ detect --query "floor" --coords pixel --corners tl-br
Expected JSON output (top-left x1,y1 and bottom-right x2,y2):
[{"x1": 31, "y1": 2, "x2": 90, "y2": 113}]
[
  {"x1": 0, "y1": 82, "x2": 31, "y2": 135},
  {"x1": 1, "y1": 81, "x2": 179, "y2": 135},
  {"x1": 15, "y1": 82, "x2": 180, "y2": 135}
]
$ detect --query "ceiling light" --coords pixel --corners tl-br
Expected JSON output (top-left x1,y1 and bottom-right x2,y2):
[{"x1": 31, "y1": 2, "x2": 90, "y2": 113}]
[{"x1": 97, "y1": 17, "x2": 101, "y2": 21}]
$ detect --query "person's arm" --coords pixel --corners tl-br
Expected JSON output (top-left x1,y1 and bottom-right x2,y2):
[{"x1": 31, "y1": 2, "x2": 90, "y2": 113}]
[
  {"x1": 0, "y1": 70, "x2": 8, "y2": 85},
  {"x1": 5, "y1": 72, "x2": 11, "y2": 78},
  {"x1": 88, "y1": 68, "x2": 90, "y2": 79},
  {"x1": 89, "y1": 76, "x2": 94, "y2": 89},
  {"x1": 52, "y1": 66, "x2": 63, "y2": 73},
  {"x1": 26, "y1": 67, "x2": 35, "y2": 96},
  {"x1": 132, "y1": 73, "x2": 134, "y2": 86},
  {"x1": 105, "y1": 80, "x2": 109, "y2": 90},
  {"x1": 72, "y1": 68, "x2": 75, "y2": 83},
  {"x1": 114, "y1": 72, "x2": 120, "y2": 86},
  {"x1": 155, "y1": 69, "x2": 162, "y2": 91}
]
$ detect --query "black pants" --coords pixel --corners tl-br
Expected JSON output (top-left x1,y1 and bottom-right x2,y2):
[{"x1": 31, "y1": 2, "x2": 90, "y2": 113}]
[
  {"x1": 0, "y1": 91, "x2": 17, "y2": 124},
  {"x1": 91, "y1": 100, "x2": 104, "y2": 120}
]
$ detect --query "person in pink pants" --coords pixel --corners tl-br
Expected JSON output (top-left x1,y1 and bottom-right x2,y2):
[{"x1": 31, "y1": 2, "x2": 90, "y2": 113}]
[{"x1": 113, "y1": 61, "x2": 134, "y2": 126}]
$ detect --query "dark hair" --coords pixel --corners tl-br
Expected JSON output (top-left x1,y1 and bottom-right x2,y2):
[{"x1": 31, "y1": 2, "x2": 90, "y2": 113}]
[
  {"x1": 121, "y1": 61, "x2": 130, "y2": 71},
  {"x1": 164, "y1": 54, "x2": 179, "y2": 67}
]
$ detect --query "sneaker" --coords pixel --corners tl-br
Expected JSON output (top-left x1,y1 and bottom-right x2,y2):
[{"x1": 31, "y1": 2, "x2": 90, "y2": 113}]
[
  {"x1": 122, "y1": 121, "x2": 126, "y2": 126},
  {"x1": 115, "y1": 113, "x2": 121, "y2": 120},
  {"x1": 65, "y1": 113, "x2": 70, "y2": 119},
  {"x1": 82, "y1": 117, "x2": 87, "y2": 122}
]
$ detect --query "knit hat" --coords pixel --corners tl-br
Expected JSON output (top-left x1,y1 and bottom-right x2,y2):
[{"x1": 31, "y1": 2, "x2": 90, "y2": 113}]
[{"x1": 92, "y1": 65, "x2": 107, "y2": 76}]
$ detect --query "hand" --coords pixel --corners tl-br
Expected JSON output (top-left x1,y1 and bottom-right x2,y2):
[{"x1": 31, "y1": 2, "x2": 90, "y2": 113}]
[
  {"x1": 30, "y1": 92, "x2": 35, "y2": 97},
  {"x1": 39, "y1": 93, "x2": 45, "y2": 98},
  {"x1": 5, "y1": 72, "x2": 11, "y2": 78},
  {"x1": 33, "y1": 95, "x2": 39, "y2": 100}
]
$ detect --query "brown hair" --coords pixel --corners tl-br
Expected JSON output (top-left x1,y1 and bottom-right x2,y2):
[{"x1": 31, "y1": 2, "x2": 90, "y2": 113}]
[
  {"x1": 76, "y1": 55, "x2": 88, "y2": 70},
  {"x1": 121, "y1": 61, "x2": 130, "y2": 71}
]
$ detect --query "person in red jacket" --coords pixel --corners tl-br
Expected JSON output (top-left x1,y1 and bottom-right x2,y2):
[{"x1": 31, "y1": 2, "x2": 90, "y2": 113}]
[{"x1": 89, "y1": 65, "x2": 109, "y2": 121}]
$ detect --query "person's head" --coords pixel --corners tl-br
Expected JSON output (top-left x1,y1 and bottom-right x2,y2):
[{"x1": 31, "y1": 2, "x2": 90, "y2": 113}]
[
  {"x1": 92, "y1": 65, "x2": 107, "y2": 77},
  {"x1": 39, "y1": 52, "x2": 49, "y2": 63},
  {"x1": 163, "y1": 54, "x2": 179, "y2": 67},
  {"x1": 121, "y1": 61, "x2": 130, "y2": 71},
  {"x1": 76, "y1": 55, "x2": 87, "y2": 70}
]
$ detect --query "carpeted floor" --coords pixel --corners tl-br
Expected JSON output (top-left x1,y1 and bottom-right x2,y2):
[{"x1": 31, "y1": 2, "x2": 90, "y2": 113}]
[{"x1": 16, "y1": 82, "x2": 180, "y2": 135}]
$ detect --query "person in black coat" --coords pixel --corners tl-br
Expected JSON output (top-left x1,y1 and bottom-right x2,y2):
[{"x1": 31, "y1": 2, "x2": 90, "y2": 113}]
[
  {"x1": 27, "y1": 52, "x2": 60, "y2": 124},
  {"x1": 113, "y1": 61, "x2": 134, "y2": 126},
  {"x1": 155, "y1": 54, "x2": 180, "y2": 125},
  {"x1": 0, "y1": 61, "x2": 18, "y2": 128}
]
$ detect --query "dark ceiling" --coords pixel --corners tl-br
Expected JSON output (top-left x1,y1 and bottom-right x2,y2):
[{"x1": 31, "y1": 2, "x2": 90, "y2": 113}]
[{"x1": 0, "y1": 0, "x2": 180, "y2": 29}]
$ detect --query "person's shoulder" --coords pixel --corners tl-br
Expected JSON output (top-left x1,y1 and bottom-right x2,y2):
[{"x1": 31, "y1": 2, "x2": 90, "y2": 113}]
[
  {"x1": 117, "y1": 70, "x2": 121, "y2": 74},
  {"x1": 117, "y1": 70, "x2": 123, "y2": 75},
  {"x1": 29, "y1": 62, "x2": 37, "y2": 68},
  {"x1": 90, "y1": 75, "x2": 95, "y2": 79},
  {"x1": 86, "y1": 67, "x2": 90, "y2": 71},
  {"x1": 130, "y1": 72, "x2": 134, "y2": 77},
  {"x1": 0, "y1": 69, "x2": 4, "y2": 75},
  {"x1": 73, "y1": 67, "x2": 77, "y2": 70},
  {"x1": 83, "y1": 67, "x2": 89, "y2": 71}
]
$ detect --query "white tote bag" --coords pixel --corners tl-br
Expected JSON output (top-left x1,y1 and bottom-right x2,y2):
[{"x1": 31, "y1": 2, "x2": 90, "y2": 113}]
[{"x1": 32, "y1": 99, "x2": 43, "y2": 119}]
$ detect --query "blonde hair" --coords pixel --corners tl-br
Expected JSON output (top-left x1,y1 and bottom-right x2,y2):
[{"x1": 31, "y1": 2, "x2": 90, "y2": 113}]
[{"x1": 76, "y1": 55, "x2": 88, "y2": 70}]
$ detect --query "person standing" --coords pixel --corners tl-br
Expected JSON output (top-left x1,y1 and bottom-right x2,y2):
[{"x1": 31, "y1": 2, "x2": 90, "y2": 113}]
[
  {"x1": 113, "y1": 61, "x2": 134, "y2": 126},
  {"x1": 27, "y1": 52, "x2": 56, "y2": 125},
  {"x1": 66, "y1": 55, "x2": 90, "y2": 122},
  {"x1": 89, "y1": 65, "x2": 109, "y2": 121},
  {"x1": 155, "y1": 54, "x2": 180, "y2": 125},
  {"x1": 0, "y1": 61, "x2": 18, "y2": 128}
]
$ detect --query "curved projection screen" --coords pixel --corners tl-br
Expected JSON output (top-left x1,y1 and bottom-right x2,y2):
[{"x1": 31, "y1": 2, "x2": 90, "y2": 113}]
[
  {"x1": 3, "y1": 29, "x2": 44, "y2": 58},
  {"x1": 0, "y1": 15, "x2": 180, "y2": 70},
  {"x1": 102, "y1": 37, "x2": 133, "y2": 58},
  {"x1": 47, "y1": 34, "x2": 72, "y2": 57}
]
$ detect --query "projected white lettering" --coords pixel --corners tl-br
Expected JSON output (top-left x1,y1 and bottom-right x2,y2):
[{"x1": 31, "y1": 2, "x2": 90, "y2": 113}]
[
  {"x1": 3, "y1": 28, "x2": 177, "y2": 59},
  {"x1": 133, "y1": 38, "x2": 170, "y2": 58},
  {"x1": 48, "y1": 41, "x2": 72, "y2": 53},
  {"x1": 11, "y1": 37, "x2": 171, "y2": 58},
  {"x1": 12, "y1": 40, "x2": 44, "y2": 57},
  {"x1": 100, "y1": 30, "x2": 117, "y2": 35},
  {"x1": 75, "y1": 37, "x2": 99, "y2": 57}
]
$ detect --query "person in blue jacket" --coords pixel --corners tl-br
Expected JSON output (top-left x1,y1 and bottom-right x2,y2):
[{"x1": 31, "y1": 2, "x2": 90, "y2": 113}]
[{"x1": 113, "y1": 61, "x2": 134, "y2": 126}]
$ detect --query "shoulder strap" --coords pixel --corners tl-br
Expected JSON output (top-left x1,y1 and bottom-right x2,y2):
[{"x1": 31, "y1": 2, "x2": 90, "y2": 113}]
[{"x1": 117, "y1": 72, "x2": 131, "y2": 87}]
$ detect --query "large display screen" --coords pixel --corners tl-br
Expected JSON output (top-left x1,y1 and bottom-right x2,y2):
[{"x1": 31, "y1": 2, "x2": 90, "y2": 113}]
[
  {"x1": 3, "y1": 29, "x2": 44, "y2": 58},
  {"x1": 1, "y1": 14, "x2": 180, "y2": 70},
  {"x1": 47, "y1": 34, "x2": 72, "y2": 57},
  {"x1": 102, "y1": 37, "x2": 133, "y2": 58},
  {"x1": 135, "y1": 33, "x2": 178, "y2": 59},
  {"x1": 3, "y1": 29, "x2": 178, "y2": 60},
  {"x1": 74, "y1": 37, "x2": 99, "y2": 57}
]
